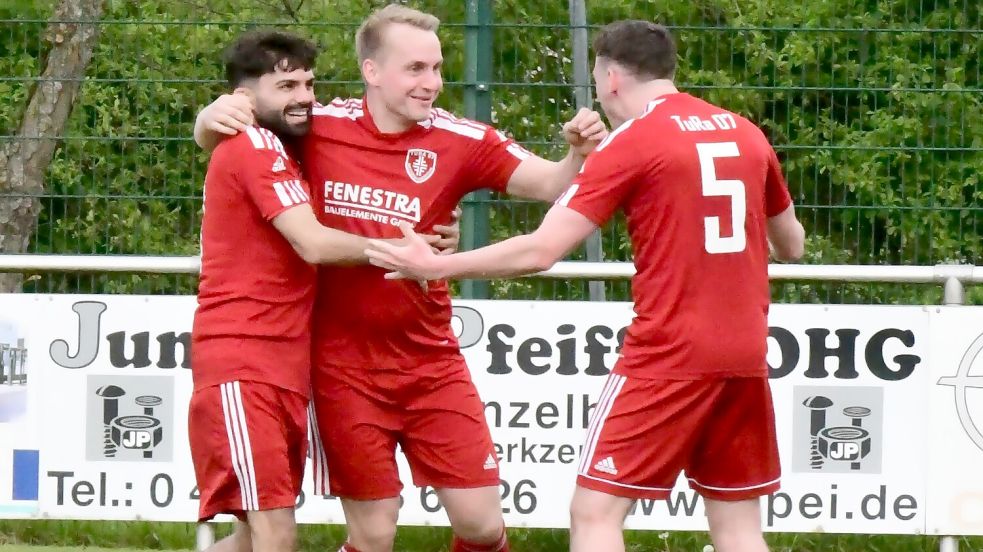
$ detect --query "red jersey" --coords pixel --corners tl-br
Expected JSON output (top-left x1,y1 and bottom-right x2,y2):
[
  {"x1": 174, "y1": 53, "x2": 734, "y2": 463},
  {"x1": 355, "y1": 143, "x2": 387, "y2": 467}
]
[
  {"x1": 561, "y1": 93, "x2": 792, "y2": 379},
  {"x1": 302, "y1": 98, "x2": 529, "y2": 372},
  {"x1": 193, "y1": 126, "x2": 317, "y2": 394}
]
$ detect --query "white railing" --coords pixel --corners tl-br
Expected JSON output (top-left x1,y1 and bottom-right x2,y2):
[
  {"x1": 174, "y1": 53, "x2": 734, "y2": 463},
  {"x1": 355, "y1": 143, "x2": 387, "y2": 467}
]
[
  {"x1": 1, "y1": 254, "x2": 982, "y2": 282},
  {"x1": 0, "y1": 254, "x2": 979, "y2": 306}
]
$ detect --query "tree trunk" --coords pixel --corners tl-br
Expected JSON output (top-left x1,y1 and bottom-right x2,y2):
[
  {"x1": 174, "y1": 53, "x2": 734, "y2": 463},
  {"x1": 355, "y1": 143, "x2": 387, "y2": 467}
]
[{"x1": 0, "y1": 0, "x2": 105, "y2": 292}]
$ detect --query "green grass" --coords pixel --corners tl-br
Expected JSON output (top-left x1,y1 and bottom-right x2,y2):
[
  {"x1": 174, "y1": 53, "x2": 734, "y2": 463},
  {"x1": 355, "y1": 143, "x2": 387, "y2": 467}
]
[
  {"x1": 0, "y1": 548, "x2": 179, "y2": 552},
  {"x1": 1, "y1": 520, "x2": 981, "y2": 551}
]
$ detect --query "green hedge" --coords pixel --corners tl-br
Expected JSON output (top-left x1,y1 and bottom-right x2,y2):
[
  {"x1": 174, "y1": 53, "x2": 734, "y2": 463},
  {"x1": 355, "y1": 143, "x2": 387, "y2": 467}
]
[{"x1": 1, "y1": 1, "x2": 979, "y2": 302}]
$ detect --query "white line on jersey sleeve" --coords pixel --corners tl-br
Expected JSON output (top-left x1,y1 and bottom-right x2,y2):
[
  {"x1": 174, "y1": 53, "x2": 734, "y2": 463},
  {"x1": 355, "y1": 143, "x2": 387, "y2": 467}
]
[
  {"x1": 244, "y1": 127, "x2": 265, "y2": 149},
  {"x1": 555, "y1": 184, "x2": 580, "y2": 207},
  {"x1": 272, "y1": 182, "x2": 295, "y2": 207},
  {"x1": 287, "y1": 180, "x2": 309, "y2": 202}
]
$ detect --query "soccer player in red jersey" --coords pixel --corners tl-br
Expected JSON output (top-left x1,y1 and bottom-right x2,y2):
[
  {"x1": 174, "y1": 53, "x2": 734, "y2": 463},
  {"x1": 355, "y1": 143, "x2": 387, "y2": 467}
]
[
  {"x1": 191, "y1": 31, "x2": 447, "y2": 552},
  {"x1": 194, "y1": 5, "x2": 607, "y2": 552},
  {"x1": 366, "y1": 20, "x2": 806, "y2": 552}
]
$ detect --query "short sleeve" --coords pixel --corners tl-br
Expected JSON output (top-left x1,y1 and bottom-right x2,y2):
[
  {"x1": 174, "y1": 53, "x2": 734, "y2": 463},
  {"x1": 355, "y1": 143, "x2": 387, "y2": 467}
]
[
  {"x1": 464, "y1": 127, "x2": 531, "y2": 193},
  {"x1": 218, "y1": 131, "x2": 311, "y2": 221},
  {"x1": 765, "y1": 147, "x2": 792, "y2": 217},
  {"x1": 556, "y1": 121, "x2": 644, "y2": 227}
]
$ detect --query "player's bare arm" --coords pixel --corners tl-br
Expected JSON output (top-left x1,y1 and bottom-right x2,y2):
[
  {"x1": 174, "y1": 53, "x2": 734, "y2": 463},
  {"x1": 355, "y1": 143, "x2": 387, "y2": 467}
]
[
  {"x1": 767, "y1": 204, "x2": 805, "y2": 262},
  {"x1": 504, "y1": 108, "x2": 608, "y2": 202},
  {"x1": 273, "y1": 205, "x2": 443, "y2": 265},
  {"x1": 194, "y1": 92, "x2": 255, "y2": 151},
  {"x1": 366, "y1": 205, "x2": 597, "y2": 281}
]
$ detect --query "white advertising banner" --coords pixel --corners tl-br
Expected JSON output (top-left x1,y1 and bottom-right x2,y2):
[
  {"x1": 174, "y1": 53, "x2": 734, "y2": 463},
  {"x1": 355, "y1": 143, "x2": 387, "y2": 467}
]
[
  {"x1": 927, "y1": 308, "x2": 983, "y2": 536},
  {"x1": 0, "y1": 294, "x2": 976, "y2": 536},
  {"x1": 758, "y1": 305, "x2": 929, "y2": 535},
  {"x1": 457, "y1": 302, "x2": 931, "y2": 534},
  {"x1": 0, "y1": 298, "x2": 38, "y2": 519},
  {"x1": 35, "y1": 296, "x2": 200, "y2": 522}
]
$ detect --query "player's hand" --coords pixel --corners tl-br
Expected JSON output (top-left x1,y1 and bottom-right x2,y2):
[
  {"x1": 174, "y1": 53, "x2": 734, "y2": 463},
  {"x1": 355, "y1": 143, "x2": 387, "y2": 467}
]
[
  {"x1": 562, "y1": 107, "x2": 608, "y2": 157},
  {"x1": 391, "y1": 232, "x2": 441, "y2": 253},
  {"x1": 432, "y1": 207, "x2": 462, "y2": 255},
  {"x1": 366, "y1": 222, "x2": 446, "y2": 281},
  {"x1": 201, "y1": 90, "x2": 255, "y2": 136}
]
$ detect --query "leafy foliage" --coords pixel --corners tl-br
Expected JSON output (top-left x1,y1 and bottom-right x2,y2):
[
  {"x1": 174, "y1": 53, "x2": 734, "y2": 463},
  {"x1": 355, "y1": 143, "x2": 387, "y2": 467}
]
[{"x1": 0, "y1": 0, "x2": 979, "y2": 302}]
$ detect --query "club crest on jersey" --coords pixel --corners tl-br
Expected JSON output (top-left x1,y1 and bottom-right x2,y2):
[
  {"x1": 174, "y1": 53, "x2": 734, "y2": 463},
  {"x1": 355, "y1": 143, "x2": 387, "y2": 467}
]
[{"x1": 405, "y1": 149, "x2": 437, "y2": 183}]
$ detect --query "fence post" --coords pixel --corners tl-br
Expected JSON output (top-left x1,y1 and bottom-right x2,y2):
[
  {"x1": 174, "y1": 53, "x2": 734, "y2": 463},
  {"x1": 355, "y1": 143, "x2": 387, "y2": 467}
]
[
  {"x1": 943, "y1": 276, "x2": 965, "y2": 306},
  {"x1": 196, "y1": 522, "x2": 214, "y2": 551},
  {"x1": 939, "y1": 273, "x2": 963, "y2": 552},
  {"x1": 461, "y1": 0, "x2": 494, "y2": 299},
  {"x1": 568, "y1": 0, "x2": 606, "y2": 301}
]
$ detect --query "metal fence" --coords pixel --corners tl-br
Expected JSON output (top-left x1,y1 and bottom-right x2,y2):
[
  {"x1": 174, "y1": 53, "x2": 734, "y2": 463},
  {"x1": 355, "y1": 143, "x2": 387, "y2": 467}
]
[{"x1": 1, "y1": 0, "x2": 981, "y2": 303}]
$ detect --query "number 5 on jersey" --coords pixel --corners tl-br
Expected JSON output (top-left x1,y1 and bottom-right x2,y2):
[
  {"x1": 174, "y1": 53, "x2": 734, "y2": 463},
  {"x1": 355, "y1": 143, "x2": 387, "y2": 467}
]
[{"x1": 697, "y1": 142, "x2": 746, "y2": 254}]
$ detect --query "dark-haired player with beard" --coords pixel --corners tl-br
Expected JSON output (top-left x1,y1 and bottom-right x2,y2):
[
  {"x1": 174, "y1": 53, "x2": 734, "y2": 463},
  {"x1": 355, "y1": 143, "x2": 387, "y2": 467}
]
[{"x1": 188, "y1": 30, "x2": 446, "y2": 552}]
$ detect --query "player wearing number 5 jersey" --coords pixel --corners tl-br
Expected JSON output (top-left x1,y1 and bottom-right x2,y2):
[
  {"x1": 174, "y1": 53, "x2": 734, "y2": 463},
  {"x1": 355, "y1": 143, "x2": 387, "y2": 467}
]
[{"x1": 365, "y1": 20, "x2": 805, "y2": 552}]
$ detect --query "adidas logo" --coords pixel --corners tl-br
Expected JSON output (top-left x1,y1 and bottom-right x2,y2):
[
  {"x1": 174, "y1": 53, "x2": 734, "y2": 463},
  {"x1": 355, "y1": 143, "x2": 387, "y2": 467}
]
[
  {"x1": 594, "y1": 456, "x2": 618, "y2": 475},
  {"x1": 483, "y1": 453, "x2": 497, "y2": 470},
  {"x1": 272, "y1": 156, "x2": 286, "y2": 172}
]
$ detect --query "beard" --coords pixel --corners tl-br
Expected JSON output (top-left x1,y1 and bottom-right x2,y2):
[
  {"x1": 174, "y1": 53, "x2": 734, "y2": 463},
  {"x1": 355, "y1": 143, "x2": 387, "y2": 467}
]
[{"x1": 255, "y1": 103, "x2": 311, "y2": 138}]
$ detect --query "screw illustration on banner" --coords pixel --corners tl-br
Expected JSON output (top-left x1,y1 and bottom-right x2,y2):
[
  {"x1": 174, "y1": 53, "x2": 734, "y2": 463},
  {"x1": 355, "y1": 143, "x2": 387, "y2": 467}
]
[
  {"x1": 86, "y1": 376, "x2": 177, "y2": 463},
  {"x1": 95, "y1": 385, "x2": 125, "y2": 457},
  {"x1": 803, "y1": 395, "x2": 833, "y2": 469},
  {"x1": 793, "y1": 387, "x2": 883, "y2": 474},
  {"x1": 93, "y1": 384, "x2": 164, "y2": 459},
  {"x1": 803, "y1": 396, "x2": 872, "y2": 470}
]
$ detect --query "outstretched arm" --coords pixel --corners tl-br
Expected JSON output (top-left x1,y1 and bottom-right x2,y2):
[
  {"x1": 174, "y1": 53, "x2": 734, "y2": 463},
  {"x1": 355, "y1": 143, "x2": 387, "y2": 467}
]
[
  {"x1": 365, "y1": 206, "x2": 598, "y2": 280},
  {"x1": 273, "y1": 206, "x2": 442, "y2": 266}
]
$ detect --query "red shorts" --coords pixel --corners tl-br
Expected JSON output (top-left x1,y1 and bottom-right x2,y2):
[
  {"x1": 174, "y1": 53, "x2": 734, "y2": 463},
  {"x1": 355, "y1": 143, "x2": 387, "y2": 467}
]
[
  {"x1": 188, "y1": 381, "x2": 308, "y2": 521},
  {"x1": 309, "y1": 362, "x2": 499, "y2": 500},
  {"x1": 577, "y1": 375, "x2": 780, "y2": 501}
]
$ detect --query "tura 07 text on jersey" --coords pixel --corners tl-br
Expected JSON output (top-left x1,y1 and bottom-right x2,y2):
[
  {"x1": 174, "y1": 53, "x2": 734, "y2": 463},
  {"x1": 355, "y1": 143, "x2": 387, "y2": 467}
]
[{"x1": 670, "y1": 113, "x2": 738, "y2": 132}]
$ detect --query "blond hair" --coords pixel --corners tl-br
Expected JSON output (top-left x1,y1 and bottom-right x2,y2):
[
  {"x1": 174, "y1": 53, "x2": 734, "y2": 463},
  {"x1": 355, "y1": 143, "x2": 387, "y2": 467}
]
[{"x1": 355, "y1": 4, "x2": 440, "y2": 63}]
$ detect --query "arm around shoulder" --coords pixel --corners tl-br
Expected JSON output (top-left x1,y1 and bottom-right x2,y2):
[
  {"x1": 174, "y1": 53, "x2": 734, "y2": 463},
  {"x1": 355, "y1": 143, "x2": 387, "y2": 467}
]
[{"x1": 193, "y1": 93, "x2": 255, "y2": 152}]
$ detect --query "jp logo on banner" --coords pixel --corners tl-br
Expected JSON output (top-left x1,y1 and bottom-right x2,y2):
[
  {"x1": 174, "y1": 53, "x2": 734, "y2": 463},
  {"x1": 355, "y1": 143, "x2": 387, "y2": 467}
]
[
  {"x1": 85, "y1": 375, "x2": 174, "y2": 462},
  {"x1": 937, "y1": 331, "x2": 983, "y2": 452},
  {"x1": 792, "y1": 386, "x2": 884, "y2": 474}
]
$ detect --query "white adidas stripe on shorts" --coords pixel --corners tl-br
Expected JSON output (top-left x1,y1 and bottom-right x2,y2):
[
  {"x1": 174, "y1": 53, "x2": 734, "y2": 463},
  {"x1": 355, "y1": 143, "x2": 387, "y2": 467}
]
[
  {"x1": 578, "y1": 374, "x2": 627, "y2": 476},
  {"x1": 220, "y1": 381, "x2": 260, "y2": 510},
  {"x1": 308, "y1": 403, "x2": 330, "y2": 496}
]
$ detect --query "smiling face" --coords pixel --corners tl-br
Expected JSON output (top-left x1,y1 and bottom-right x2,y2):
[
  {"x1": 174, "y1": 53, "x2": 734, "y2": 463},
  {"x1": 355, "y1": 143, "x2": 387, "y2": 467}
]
[
  {"x1": 248, "y1": 62, "x2": 316, "y2": 138},
  {"x1": 362, "y1": 22, "x2": 443, "y2": 127}
]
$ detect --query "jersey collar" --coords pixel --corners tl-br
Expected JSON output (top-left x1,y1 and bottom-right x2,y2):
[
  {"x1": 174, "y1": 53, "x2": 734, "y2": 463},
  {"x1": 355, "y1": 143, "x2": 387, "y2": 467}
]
[{"x1": 358, "y1": 96, "x2": 430, "y2": 141}]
